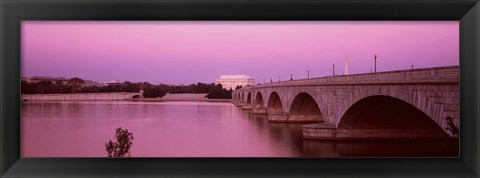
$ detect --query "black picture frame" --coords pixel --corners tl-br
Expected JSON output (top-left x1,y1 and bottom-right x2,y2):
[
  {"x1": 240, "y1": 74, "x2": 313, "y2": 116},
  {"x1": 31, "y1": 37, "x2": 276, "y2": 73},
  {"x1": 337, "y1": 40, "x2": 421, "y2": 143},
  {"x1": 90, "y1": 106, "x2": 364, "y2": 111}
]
[{"x1": 1, "y1": 0, "x2": 479, "y2": 177}]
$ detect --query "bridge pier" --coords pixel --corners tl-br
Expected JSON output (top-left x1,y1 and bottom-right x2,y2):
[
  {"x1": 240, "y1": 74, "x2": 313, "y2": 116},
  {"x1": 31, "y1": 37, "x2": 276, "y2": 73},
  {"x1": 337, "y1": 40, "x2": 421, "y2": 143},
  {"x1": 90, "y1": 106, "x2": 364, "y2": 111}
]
[
  {"x1": 267, "y1": 112, "x2": 289, "y2": 122},
  {"x1": 287, "y1": 115, "x2": 322, "y2": 123},
  {"x1": 252, "y1": 107, "x2": 267, "y2": 114},
  {"x1": 233, "y1": 101, "x2": 243, "y2": 107},
  {"x1": 303, "y1": 123, "x2": 449, "y2": 140},
  {"x1": 335, "y1": 129, "x2": 449, "y2": 140},
  {"x1": 267, "y1": 114, "x2": 322, "y2": 123},
  {"x1": 241, "y1": 105, "x2": 253, "y2": 110},
  {"x1": 303, "y1": 123, "x2": 337, "y2": 140}
]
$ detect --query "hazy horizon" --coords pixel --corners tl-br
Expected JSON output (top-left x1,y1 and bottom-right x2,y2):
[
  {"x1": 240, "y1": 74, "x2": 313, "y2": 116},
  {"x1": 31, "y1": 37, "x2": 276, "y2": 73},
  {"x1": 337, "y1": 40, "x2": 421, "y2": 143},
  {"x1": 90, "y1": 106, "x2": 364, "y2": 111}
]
[{"x1": 22, "y1": 21, "x2": 459, "y2": 84}]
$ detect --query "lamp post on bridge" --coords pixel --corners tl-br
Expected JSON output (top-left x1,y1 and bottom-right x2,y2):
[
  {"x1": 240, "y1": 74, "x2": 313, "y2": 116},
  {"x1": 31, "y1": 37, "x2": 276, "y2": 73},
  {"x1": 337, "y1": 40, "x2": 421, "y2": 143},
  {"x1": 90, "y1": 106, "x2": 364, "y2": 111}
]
[
  {"x1": 332, "y1": 63, "x2": 335, "y2": 76},
  {"x1": 374, "y1": 54, "x2": 377, "y2": 73},
  {"x1": 308, "y1": 70, "x2": 310, "y2": 79}
]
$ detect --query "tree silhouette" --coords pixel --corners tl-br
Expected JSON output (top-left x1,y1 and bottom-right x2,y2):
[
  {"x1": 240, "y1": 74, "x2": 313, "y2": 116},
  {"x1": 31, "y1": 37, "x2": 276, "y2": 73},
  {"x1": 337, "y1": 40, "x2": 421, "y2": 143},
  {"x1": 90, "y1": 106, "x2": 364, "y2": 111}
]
[
  {"x1": 105, "y1": 127, "x2": 134, "y2": 157},
  {"x1": 445, "y1": 117, "x2": 459, "y2": 138},
  {"x1": 68, "y1": 77, "x2": 85, "y2": 93}
]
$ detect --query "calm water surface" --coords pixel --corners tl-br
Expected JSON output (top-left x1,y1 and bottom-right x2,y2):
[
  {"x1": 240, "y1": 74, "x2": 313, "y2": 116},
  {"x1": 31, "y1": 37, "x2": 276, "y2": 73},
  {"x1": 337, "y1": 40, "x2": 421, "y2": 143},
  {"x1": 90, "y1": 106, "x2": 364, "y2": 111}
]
[{"x1": 22, "y1": 101, "x2": 458, "y2": 157}]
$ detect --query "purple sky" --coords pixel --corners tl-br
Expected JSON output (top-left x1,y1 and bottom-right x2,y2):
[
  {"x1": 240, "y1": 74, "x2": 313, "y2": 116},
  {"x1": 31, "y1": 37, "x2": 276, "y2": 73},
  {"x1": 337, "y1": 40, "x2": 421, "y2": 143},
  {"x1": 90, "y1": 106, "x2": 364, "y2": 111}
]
[{"x1": 22, "y1": 21, "x2": 459, "y2": 84}]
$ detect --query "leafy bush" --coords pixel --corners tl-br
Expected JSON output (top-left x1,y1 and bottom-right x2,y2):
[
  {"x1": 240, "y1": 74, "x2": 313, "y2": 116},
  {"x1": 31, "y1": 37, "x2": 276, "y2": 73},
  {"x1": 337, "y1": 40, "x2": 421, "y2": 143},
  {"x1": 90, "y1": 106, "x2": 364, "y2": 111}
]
[
  {"x1": 445, "y1": 117, "x2": 459, "y2": 138},
  {"x1": 105, "y1": 127, "x2": 134, "y2": 157}
]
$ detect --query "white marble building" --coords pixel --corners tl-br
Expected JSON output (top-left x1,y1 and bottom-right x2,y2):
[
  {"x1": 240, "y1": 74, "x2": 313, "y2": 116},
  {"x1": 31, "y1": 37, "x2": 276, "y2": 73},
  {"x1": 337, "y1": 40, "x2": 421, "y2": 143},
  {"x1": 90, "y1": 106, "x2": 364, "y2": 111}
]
[{"x1": 216, "y1": 75, "x2": 255, "y2": 90}]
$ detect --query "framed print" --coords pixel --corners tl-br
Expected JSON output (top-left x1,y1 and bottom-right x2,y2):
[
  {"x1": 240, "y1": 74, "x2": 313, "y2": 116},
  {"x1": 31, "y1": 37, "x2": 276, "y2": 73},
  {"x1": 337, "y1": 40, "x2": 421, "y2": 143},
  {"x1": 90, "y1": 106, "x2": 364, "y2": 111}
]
[{"x1": 1, "y1": 0, "x2": 479, "y2": 177}]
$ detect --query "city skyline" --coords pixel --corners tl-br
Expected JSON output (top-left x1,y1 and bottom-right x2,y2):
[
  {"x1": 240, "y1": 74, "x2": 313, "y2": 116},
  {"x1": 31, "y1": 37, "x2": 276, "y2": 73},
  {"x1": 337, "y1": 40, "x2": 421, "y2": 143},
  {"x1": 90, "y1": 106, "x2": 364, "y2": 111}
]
[{"x1": 22, "y1": 21, "x2": 459, "y2": 84}]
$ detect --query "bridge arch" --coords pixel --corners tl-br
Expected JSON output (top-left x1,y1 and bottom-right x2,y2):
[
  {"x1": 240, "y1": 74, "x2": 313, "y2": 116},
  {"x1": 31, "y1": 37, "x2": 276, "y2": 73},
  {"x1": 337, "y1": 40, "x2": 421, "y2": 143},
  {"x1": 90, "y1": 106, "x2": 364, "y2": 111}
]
[
  {"x1": 337, "y1": 95, "x2": 449, "y2": 139},
  {"x1": 254, "y1": 92, "x2": 265, "y2": 108},
  {"x1": 247, "y1": 92, "x2": 252, "y2": 104},
  {"x1": 267, "y1": 92, "x2": 284, "y2": 113},
  {"x1": 288, "y1": 92, "x2": 324, "y2": 122},
  {"x1": 242, "y1": 93, "x2": 244, "y2": 102}
]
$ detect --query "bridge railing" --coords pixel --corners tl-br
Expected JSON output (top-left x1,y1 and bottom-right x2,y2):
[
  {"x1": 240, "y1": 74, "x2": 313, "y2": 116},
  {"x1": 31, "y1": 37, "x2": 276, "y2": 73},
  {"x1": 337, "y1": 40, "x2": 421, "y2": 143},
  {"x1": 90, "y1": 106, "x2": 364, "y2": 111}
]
[
  {"x1": 325, "y1": 66, "x2": 458, "y2": 84},
  {"x1": 234, "y1": 66, "x2": 459, "y2": 92}
]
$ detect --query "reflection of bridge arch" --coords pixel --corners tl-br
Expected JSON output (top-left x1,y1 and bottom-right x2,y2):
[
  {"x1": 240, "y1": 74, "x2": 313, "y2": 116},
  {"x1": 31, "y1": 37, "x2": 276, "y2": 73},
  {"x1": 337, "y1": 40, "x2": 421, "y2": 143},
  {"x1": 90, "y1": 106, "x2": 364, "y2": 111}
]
[{"x1": 288, "y1": 92, "x2": 324, "y2": 122}]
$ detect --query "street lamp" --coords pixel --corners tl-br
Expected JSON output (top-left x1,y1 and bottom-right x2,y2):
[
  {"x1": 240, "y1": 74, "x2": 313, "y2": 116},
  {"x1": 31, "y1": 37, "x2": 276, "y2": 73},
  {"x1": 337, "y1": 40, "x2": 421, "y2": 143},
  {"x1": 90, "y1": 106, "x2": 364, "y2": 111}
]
[
  {"x1": 308, "y1": 70, "x2": 310, "y2": 79},
  {"x1": 333, "y1": 63, "x2": 335, "y2": 76},
  {"x1": 374, "y1": 54, "x2": 377, "y2": 73}
]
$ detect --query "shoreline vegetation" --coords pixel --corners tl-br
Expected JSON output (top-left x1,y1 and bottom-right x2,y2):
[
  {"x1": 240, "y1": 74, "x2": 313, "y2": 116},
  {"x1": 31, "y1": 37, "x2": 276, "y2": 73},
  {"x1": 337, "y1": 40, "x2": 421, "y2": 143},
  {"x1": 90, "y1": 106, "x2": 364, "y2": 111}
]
[
  {"x1": 22, "y1": 93, "x2": 232, "y2": 102},
  {"x1": 138, "y1": 93, "x2": 231, "y2": 102},
  {"x1": 21, "y1": 77, "x2": 241, "y2": 100},
  {"x1": 138, "y1": 98, "x2": 232, "y2": 102}
]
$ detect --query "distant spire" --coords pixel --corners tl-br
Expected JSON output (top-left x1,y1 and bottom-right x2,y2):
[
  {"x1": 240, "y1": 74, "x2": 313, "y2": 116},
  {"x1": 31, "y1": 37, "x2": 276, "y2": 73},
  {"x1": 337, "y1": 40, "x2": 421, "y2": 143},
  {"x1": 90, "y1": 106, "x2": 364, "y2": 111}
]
[{"x1": 344, "y1": 55, "x2": 349, "y2": 75}]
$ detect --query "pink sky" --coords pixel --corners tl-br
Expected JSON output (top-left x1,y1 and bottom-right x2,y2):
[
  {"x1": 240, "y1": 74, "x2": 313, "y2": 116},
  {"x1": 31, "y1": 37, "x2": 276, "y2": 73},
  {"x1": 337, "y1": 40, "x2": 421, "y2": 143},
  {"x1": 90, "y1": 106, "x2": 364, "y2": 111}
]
[{"x1": 22, "y1": 21, "x2": 459, "y2": 84}]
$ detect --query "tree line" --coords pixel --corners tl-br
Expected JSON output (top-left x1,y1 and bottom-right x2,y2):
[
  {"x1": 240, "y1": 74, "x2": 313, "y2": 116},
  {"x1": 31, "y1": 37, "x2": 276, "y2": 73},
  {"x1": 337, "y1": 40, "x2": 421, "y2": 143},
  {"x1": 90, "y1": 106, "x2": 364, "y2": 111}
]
[{"x1": 21, "y1": 77, "x2": 235, "y2": 99}]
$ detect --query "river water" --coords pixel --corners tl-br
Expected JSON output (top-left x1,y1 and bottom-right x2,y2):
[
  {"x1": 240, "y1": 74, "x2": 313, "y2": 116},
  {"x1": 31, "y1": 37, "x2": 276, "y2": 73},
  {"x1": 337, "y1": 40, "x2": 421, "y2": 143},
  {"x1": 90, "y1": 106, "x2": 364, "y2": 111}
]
[{"x1": 21, "y1": 101, "x2": 458, "y2": 157}]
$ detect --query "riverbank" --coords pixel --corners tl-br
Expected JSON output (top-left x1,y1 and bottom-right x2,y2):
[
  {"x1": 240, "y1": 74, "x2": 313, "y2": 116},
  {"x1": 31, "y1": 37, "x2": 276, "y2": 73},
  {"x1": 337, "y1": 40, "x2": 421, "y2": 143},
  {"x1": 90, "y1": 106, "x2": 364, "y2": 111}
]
[
  {"x1": 139, "y1": 93, "x2": 231, "y2": 102},
  {"x1": 22, "y1": 92, "x2": 143, "y2": 101},
  {"x1": 22, "y1": 93, "x2": 232, "y2": 102},
  {"x1": 139, "y1": 98, "x2": 231, "y2": 102}
]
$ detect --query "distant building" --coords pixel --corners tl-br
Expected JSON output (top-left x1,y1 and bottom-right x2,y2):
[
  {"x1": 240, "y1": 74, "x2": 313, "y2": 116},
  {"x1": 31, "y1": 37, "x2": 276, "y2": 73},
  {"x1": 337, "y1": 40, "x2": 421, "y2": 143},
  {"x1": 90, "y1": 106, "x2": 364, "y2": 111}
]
[
  {"x1": 105, "y1": 80, "x2": 125, "y2": 86},
  {"x1": 216, "y1": 75, "x2": 255, "y2": 90}
]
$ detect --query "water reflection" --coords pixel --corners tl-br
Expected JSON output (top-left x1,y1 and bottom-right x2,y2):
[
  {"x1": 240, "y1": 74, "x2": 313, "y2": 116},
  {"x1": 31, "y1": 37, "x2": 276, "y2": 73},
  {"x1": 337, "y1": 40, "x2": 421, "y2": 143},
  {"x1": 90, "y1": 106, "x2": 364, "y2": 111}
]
[{"x1": 21, "y1": 101, "x2": 458, "y2": 157}]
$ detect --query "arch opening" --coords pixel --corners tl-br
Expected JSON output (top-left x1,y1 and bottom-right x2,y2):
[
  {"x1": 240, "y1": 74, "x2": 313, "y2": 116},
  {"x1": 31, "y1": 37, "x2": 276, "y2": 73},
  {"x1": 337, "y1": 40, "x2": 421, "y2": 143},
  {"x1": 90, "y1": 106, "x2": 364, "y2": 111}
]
[
  {"x1": 247, "y1": 92, "x2": 251, "y2": 104},
  {"x1": 267, "y1": 92, "x2": 283, "y2": 113},
  {"x1": 337, "y1": 95, "x2": 448, "y2": 139},
  {"x1": 254, "y1": 92, "x2": 265, "y2": 108},
  {"x1": 132, "y1": 95, "x2": 142, "y2": 99},
  {"x1": 288, "y1": 92, "x2": 323, "y2": 122}
]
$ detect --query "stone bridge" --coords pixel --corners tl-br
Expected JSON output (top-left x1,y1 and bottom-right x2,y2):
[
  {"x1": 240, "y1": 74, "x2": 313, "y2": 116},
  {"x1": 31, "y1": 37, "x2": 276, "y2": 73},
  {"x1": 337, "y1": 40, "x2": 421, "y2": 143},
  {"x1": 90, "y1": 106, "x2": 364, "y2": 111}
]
[{"x1": 232, "y1": 66, "x2": 459, "y2": 140}]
